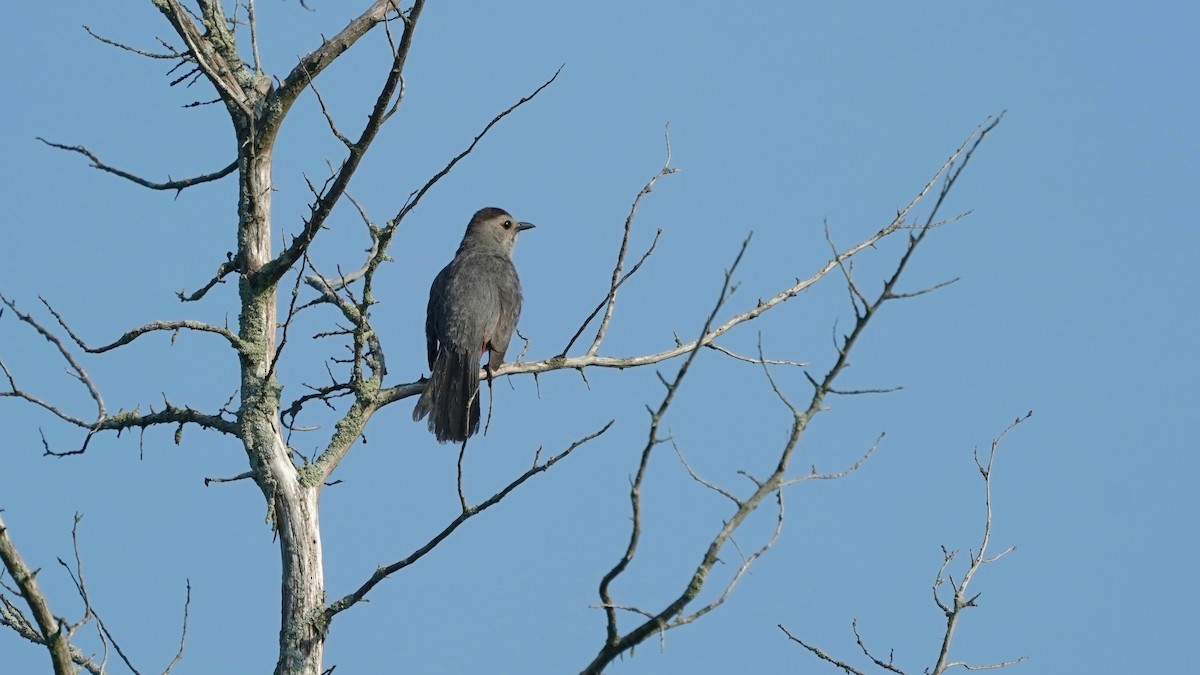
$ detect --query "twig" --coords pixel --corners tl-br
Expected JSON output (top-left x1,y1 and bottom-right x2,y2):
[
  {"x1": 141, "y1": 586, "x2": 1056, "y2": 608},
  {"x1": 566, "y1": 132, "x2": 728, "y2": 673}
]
[
  {"x1": 670, "y1": 435, "x2": 741, "y2": 507},
  {"x1": 671, "y1": 488, "x2": 785, "y2": 628},
  {"x1": 59, "y1": 515, "x2": 142, "y2": 675},
  {"x1": 247, "y1": 0, "x2": 263, "y2": 73},
  {"x1": 1, "y1": 293, "x2": 106, "y2": 417},
  {"x1": 161, "y1": 580, "x2": 191, "y2": 675},
  {"x1": 204, "y1": 472, "x2": 255, "y2": 486},
  {"x1": 457, "y1": 440, "x2": 469, "y2": 514},
  {"x1": 706, "y1": 340, "x2": 806, "y2": 367},
  {"x1": 852, "y1": 619, "x2": 905, "y2": 674},
  {"x1": 177, "y1": 260, "x2": 238, "y2": 302},
  {"x1": 586, "y1": 126, "x2": 676, "y2": 357}
]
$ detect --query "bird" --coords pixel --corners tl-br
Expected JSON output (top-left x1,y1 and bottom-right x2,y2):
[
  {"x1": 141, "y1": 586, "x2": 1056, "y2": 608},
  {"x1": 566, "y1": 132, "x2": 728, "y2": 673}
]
[{"x1": 413, "y1": 207, "x2": 534, "y2": 443}]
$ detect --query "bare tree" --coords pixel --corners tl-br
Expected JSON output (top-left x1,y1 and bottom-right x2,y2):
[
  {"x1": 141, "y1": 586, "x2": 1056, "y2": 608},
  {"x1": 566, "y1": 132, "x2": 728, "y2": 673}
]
[{"x1": 0, "y1": 3, "x2": 1007, "y2": 674}]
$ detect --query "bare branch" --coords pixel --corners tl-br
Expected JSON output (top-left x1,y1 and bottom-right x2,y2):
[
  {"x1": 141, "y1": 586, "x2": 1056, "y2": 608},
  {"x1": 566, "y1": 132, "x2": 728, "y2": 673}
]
[
  {"x1": 37, "y1": 138, "x2": 235, "y2": 194},
  {"x1": 944, "y1": 657, "x2": 1030, "y2": 671},
  {"x1": 853, "y1": 619, "x2": 906, "y2": 674},
  {"x1": 204, "y1": 471, "x2": 255, "y2": 486},
  {"x1": 269, "y1": 253, "x2": 311, "y2": 383},
  {"x1": 39, "y1": 296, "x2": 243, "y2": 353},
  {"x1": 281, "y1": 382, "x2": 355, "y2": 437},
  {"x1": 2, "y1": 355, "x2": 236, "y2": 454},
  {"x1": 826, "y1": 223, "x2": 869, "y2": 316},
  {"x1": 456, "y1": 440, "x2": 470, "y2": 513},
  {"x1": 246, "y1": 0, "x2": 263, "y2": 73},
  {"x1": 706, "y1": 340, "x2": 807, "y2": 367},
  {"x1": 325, "y1": 420, "x2": 613, "y2": 620},
  {"x1": 756, "y1": 335, "x2": 800, "y2": 416},
  {"x1": 285, "y1": 238, "x2": 390, "y2": 467},
  {"x1": 779, "y1": 624, "x2": 867, "y2": 675},
  {"x1": 0, "y1": 594, "x2": 36, "y2": 638},
  {"x1": 309, "y1": 80, "x2": 353, "y2": 148},
  {"x1": 0, "y1": 513, "x2": 75, "y2": 675},
  {"x1": 671, "y1": 435, "x2": 742, "y2": 507},
  {"x1": 887, "y1": 277, "x2": 960, "y2": 300},
  {"x1": 83, "y1": 25, "x2": 182, "y2": 59},
  {"x1": 385, "y1": 65, "x2": 564, "y2": 231},
  {"x1": 823, "y1": 383, "x2": 904, "y2": 396},
  {"x1": 177, "y1": 260, "x2": 239, "y2": 303},
  {"x1": 780, "y1": 435, "x2": 883, "y2": 488},
  {"x1": 76, "y1": 404, "x2": 238, "y2": 456},
  {"x1": 929, "y1": 411, "x2": 1032, "y2": 675}
]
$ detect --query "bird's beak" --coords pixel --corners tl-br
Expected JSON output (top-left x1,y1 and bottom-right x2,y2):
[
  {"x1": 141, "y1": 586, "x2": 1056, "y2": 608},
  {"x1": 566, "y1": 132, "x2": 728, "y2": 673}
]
[{"x1": 517, "y1": 222, "x2": 535, "y2": 231}]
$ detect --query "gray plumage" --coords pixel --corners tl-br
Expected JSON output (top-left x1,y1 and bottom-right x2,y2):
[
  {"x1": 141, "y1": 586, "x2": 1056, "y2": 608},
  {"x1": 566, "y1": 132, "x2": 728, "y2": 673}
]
[{"x1": 413, "y1": 207, "x2": 534, "y2": 442}]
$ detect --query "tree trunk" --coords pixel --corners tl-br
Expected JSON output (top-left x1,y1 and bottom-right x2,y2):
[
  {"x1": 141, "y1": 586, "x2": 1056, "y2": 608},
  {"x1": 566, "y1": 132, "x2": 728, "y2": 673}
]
[
  {"x1": 273, "y1": 471, "x2": 326, "y2": 675},
  {"x1": 233, "y1": 132, "x2": 328, "y2": 675}
]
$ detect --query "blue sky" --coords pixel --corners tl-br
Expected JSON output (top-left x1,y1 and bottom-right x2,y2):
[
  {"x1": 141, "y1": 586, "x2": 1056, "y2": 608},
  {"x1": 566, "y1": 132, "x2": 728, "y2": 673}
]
[{"x1": 2, "y1": 2, "x2": 1196, "y2": 673}]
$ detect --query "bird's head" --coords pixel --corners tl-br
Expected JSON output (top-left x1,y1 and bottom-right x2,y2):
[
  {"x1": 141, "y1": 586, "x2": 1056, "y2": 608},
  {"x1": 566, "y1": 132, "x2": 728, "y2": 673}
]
[{"x1": 462, "y1": 206, "x2": 535, "y2": 255}]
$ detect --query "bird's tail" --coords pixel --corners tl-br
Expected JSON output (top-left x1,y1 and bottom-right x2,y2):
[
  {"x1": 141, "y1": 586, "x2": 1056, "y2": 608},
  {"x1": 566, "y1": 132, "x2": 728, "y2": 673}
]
[{"x1": 412, "y1": 347, "x2": 480, "y2": 443}]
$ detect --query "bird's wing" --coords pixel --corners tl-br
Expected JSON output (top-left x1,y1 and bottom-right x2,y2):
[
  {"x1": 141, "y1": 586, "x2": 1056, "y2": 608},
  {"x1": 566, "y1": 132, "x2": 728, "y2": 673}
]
[
  {"x1": 425, "y1": 263, "x2": 454, "y2": 370},
  {"x1": 487, "y1": 257, "x2": 523, "y2": 369}
]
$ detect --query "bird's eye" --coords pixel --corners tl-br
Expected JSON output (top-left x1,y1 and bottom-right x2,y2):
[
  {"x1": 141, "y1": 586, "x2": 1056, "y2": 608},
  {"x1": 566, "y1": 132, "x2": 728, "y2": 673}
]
[{"x1": 502, "y1": 220, "x2": 513, "y2": 230}]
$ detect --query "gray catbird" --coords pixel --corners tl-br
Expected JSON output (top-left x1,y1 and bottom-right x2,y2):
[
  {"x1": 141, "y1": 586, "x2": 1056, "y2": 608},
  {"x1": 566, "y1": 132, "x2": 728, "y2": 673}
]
[{"x1": 412, "y1": 207, "x2": 534, "y2": 442}]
